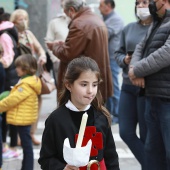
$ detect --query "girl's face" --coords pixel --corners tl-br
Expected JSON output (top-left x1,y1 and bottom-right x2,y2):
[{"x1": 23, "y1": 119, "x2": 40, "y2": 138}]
[
  {"x1": 16, "y1": 67, "x2": 27, "y2": 77},
  {"x1": 66, "y1": 70, "x2": 99, "y2": 111},
  {"x1": 136, "y1": 0, "x2": 149, "y2": 8}
]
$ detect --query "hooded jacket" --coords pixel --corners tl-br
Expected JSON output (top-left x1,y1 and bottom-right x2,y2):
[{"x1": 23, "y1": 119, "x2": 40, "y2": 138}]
[
  {"x1": 0, "y1": 75, "x2": 41, "y2": 125},
  {"x1": 0, "y1": 21, "x2": 15, "y2": 68},
  {"x1": 0, "y1": 21, "x2": 20, "y2": 90}
]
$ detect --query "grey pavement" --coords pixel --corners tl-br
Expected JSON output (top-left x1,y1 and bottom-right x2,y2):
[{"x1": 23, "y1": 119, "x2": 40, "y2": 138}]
[{"x1": 2, "y1": 90, "x2": 140, "y2": 170}]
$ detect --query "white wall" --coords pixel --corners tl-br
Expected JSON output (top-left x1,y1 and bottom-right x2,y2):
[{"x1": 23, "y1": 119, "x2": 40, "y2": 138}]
[
  {"x1": 86, "y1": 0, "x2": 136, "y2": 26},
  {"x1": 115, "y1": 0, "x2": 136, "y2": 25}
]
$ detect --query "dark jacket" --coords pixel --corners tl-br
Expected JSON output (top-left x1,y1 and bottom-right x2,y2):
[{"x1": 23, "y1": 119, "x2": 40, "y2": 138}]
[
  {"x1": 52, "y1": 7, "x2": 113, "y2": 101},
  {"x1": 0, "y1": 26, "x2": 19, "y2": 90},
  {"x1": 38, "y1": 105, "x2": 119, "y2": 170},
  {"x1": 130, "y1": 10, "x2": 170, "y2": 98}
]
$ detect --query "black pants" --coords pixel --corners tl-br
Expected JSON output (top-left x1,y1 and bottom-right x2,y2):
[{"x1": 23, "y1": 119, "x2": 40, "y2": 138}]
[{"x1": 2, "y1": 113, "x2": 17, "y2": 147}]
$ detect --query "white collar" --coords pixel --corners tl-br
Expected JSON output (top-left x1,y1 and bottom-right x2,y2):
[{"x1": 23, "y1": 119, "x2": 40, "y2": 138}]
[{"x1": 65, "y1": 100, "x2": 91, "y2": 112}]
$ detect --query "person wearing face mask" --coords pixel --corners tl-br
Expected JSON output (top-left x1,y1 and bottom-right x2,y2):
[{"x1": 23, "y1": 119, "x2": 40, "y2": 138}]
[
  {"x1": 46, "y1": 0, "x2": 113, "y2": 103},
  {"x1": 128, "y1": 0, "x2": 170, "y2": 169},
  {"x1": 115, "y1": 0, "x2": 152, "y2": 169},
  {"x1": 10, "y1": 9, "x2": 47, "y2": 146},
  {"x1": 10, "y1": 9, "x2": 46, "y2": 65}
]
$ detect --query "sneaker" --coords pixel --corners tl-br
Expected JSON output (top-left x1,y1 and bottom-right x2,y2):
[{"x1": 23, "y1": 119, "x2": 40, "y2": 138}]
[
  {"x1": 3, "y1": 144, "x2": 9, "y2": 153},
  {"x1": 3, "y1": 149, "x2": 19, "y2": 161}
]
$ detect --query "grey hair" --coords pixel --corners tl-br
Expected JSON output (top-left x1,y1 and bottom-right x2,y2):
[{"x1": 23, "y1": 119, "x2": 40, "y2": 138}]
[{"x1": 62, "y1": 0, "x2": 86, "y2": 11}]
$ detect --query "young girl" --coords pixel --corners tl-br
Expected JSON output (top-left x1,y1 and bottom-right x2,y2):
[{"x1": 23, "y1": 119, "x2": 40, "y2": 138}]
[
  {"x1": 38, "y1": 57, "x2": 119, "y2": 170},
  {"x1": 0, "y1": 54, "x2": 41, "y2": 170}
]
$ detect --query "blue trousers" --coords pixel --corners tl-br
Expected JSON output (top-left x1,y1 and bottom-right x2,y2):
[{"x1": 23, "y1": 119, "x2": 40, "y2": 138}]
[
  {"x1": 17, "y1": 125, "x2": 33, "y2": 170},
  {"x1": 119, "y1": 84, "x2": 147, "y2": 169},
  {"x1": 106, "y1": 58, "x2": 121, "y2": 117},
  {"x1": 145, "y1": 97, "x2": 170, "y2": 170}
]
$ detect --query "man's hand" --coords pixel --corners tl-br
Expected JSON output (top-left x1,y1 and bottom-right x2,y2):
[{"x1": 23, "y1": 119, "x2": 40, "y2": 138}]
[
  {"x1": 46, "y1": 41, "x2": 64, "y2": 51},
  {"x1": 128, "y1": 65, "x2": 136, "y2": 80},
  {"x1": 131, "y1": 77, "x2": 145, "y2": 88},
  {"x1": 46, "y1": 42, "x2": 55, "y2": 51}
]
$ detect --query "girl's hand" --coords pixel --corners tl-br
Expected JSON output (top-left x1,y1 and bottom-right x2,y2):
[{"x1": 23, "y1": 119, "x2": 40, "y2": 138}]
[{"x1": 64, "y1": 164, "x2": 79, "y2": 170}]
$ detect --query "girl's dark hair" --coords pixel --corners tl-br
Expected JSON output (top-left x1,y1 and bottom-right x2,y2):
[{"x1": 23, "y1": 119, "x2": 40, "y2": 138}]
[
  {"x1": 104, "y1": 0, "x2": 115, "y2": 9},
  {"x1": 0, "y1": 7, "x2": 10, "y2": 22},
  {"x1": 15, "y1": 54, "x2": 37, "y2": 75},
  {"x1": 0, "y1": 8, "x2": 4, "y2": 15},
  {"x1": 58, "y1": 56, "x2": 111, "y2": 126}
]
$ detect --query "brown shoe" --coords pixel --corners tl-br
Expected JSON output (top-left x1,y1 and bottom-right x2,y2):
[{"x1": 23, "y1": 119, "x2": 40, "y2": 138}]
[{"x1": 31, "y1": 135, "x2": 41, "y2": 145}]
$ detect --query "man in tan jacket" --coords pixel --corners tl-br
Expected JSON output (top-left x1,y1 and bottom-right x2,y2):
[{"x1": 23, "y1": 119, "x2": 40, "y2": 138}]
[
  {"x1": 45, "y1": 0, "x2": 69, "y2": 86},
  {"x1": 47, "y1": 0, "x2": 113, "y2": 102}
]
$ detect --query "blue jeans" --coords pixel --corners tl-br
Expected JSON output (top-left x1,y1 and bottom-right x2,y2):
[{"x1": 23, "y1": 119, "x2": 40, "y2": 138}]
[
  {"x1": 106, "y1": 58, "x2": 121, "y2": 117},
  {"x1": 119, "y1": 84, "x2": 147, "y2": 169},
  {"x1": 0, "y1": 63, "x2": 5, "y2": 93},
  {"x1": 145, "y1": 97, "x2": 170, "y2": 170},
  {"x1": 17, "y1": 125, "x2": 33, "y2": 170}
]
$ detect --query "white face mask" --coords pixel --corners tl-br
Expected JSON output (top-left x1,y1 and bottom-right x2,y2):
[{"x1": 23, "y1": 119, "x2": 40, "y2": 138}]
[{"x1": 137, "y1": 8, "x2": 151, "y2": 20}]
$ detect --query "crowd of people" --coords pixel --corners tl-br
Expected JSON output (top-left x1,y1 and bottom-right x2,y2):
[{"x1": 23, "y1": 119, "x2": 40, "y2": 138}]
[{"x1": 0, "y1": 0, "x2": 170, "y2": 170}]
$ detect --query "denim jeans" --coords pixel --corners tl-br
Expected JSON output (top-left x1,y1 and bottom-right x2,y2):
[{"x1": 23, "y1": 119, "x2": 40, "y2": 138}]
[
  {"x1": 106, "y1": 58, "x2": 121, "y2": 117},
  {"x1": 119, "y1": 84, "x2": 147, "y2": 169},
  {"x1": 17, "y1": 125, "x2": 33, "y2": 170},
  {"x1": 0, "y1": 63, "x2": 5, "y2": 93},
  {"x1": 145, "y1": 97, "x2": 170, "y2": 170}
]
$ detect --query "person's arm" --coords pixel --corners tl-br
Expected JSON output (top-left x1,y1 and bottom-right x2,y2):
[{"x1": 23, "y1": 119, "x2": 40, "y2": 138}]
[
  {"x1": 38, "y1": 115, "x2": 66, "y2": 170},
  {"x1": 104, "y1": 127, "x2": 120, "y2": 170},
  {"x1": 52, "y1": 25, "x2": 87, "y2": 63},
  {"x1": 130, "y1": 38, "x2": 146, "y2": 67},
  {"x1": 105, "y1": 17, "x2": 123, "y2": 39},
  {"x1": 0, "y1": 33, "x2": 14, "y2": 68},
  {"x1": 114, "y1": 29, "x2": 127, "y2": 68},
  {"x1": 0, "y1": 83, "x2": 30, "y2": 112},
  {"x1": 28, "y1": 30, "x2": 47, "y2": 64},
  {"x1": 132, "y1": 34, "x2": 170, "y2": 78},
  {"x1": 45, "y1": 19, "x2": 60, "y2": 63}
]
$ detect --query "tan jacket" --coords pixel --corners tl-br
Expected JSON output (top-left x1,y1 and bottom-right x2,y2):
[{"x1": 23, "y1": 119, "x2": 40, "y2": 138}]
[
  {"x1": 45, "y1": 15, "x2": 69, "y2": 63},
  {"x1": 0, "y1": 76, "x2": 41, "y2": 126},
  {"x1": 52, "y1": 7, "x2": 113, "y2": 101}
]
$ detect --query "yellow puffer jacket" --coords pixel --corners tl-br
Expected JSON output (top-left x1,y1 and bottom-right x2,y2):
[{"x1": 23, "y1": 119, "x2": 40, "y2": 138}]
[{"x1": 0, "y1": 76, "x2": 41, "y2": 126}]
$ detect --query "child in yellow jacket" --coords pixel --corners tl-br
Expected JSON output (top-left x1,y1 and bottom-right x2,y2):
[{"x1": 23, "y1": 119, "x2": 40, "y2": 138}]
[{"x1": 0, "y1": 54, "x2": 42, "y2": 170}]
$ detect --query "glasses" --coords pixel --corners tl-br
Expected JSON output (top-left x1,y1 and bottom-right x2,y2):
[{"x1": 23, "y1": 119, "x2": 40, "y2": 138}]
[{"x1": 136, "y1": 0, "x2": 149, "y2": 5}]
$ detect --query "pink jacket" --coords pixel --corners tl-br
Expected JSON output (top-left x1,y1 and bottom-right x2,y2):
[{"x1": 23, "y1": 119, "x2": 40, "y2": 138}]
[{"x1": 0, "y1": 21, "x2": 15, "y2": 68}]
